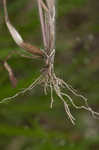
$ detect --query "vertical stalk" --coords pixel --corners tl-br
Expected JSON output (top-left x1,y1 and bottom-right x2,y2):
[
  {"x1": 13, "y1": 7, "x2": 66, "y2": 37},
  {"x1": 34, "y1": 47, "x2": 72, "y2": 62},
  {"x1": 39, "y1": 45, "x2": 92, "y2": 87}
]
[
  {"x1": 37, "y1": 0, "x2": 47, "y2": 49},
  {"x1": 37, "y1": 0, "x2": 55, "y2": 55},
  {"x1": 46, "y1": 0, "x2": 55, "y2": 51}
]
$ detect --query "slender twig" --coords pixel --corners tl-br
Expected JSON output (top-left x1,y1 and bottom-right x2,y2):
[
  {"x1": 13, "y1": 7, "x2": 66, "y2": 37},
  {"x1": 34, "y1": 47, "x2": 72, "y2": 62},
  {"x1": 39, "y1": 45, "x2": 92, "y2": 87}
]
[
  {"x1": 0, "y1": 56, "x2": 17, "y2": 88},
  {"x1": 37, "y1": 0, "x2": 47, "y2": 48},
  {"x1": 0, "y1": 75, "x2": 43, "y2": 104}
]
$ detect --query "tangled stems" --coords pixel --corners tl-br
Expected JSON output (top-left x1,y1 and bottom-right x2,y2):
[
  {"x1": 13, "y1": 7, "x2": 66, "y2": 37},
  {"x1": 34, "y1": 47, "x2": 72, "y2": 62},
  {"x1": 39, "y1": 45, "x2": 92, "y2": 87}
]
[
  {"x1": 1, "y1": 0, "x2": 99, "y2": 124},
  {"x1": 1, "y1": 50, "x2": 99, "y2": 125}
]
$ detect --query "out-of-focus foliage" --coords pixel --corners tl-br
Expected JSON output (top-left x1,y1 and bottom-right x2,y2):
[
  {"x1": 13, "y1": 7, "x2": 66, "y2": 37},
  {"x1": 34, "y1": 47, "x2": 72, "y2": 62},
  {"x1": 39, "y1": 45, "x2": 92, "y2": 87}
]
[{"x1": 0, "y1": 0, "x2": 99, "y2": 149}]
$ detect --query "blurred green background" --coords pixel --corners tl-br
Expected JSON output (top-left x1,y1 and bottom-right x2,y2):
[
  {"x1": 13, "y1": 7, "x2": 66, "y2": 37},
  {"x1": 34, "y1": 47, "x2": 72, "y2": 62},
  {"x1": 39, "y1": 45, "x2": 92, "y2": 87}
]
[{"x1": 0, "y1": 0, "x2": 99, "y2": 149}]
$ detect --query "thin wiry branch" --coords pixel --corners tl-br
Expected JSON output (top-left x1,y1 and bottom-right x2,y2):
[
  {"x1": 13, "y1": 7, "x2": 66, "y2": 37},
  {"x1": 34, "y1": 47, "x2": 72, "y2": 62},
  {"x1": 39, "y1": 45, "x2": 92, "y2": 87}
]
[
  {"x1": 37, "y1": 0, "x2": 47, "y2": 48},
  {"x1": 5, "y1": 51, "x2": 41, "y2": 61},
  {"x1": 0, "y1": 56, "x2": 17, "y2": 88},
  {"x1": 40, "y1": 0, "x2": 50, "y2": 49},
  {"x1": 0, "y1": 75, "x2": 43, "y2": 104},
  {"x1": 3, "y1": 61, "x2": 17, "y2": 88},
  {"x1": 50, "y1": 83, "x2": 54, "y2": 108},
  {"x1": 46, "y1": 0, "x2": 56, "y2": 52}
]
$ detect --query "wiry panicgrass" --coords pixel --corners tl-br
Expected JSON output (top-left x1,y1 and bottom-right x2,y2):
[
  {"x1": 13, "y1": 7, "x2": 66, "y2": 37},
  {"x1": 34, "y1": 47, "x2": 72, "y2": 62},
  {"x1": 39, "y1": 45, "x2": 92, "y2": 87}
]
[{"x1": 1, "y1": 0, "x2": 99, "y2": 124}]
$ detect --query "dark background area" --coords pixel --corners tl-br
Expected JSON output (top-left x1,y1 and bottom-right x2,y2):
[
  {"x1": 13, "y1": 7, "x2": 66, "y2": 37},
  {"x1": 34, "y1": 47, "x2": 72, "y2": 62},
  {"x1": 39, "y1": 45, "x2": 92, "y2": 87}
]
[{"x1": 0, "y1": 0, "x2": 99, "y2": 149}]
